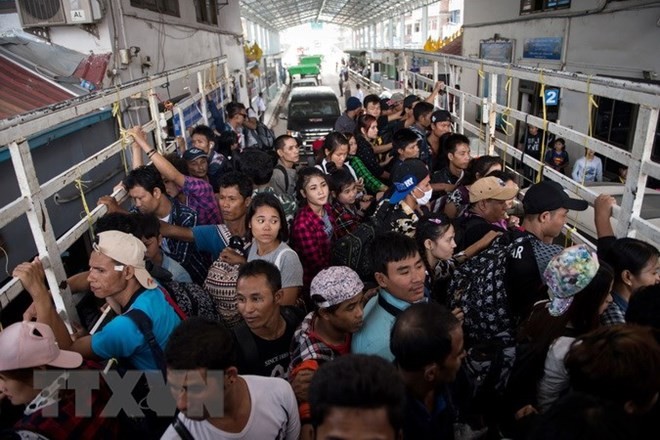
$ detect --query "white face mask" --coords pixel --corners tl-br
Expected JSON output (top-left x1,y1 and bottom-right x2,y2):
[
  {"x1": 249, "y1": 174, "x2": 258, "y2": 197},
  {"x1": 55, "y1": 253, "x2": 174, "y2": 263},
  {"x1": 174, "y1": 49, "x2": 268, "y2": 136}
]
[{"x1": 415, "y1": 188, "x2": 433, "y2": 206}]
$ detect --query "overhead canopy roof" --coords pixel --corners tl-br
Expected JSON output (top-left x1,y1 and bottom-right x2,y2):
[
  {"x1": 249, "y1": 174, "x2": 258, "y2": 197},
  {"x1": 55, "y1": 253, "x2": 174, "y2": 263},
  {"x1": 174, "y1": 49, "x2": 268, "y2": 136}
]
[{"x1": 240, "y1": 0, "x2": 440, "y2": 31}]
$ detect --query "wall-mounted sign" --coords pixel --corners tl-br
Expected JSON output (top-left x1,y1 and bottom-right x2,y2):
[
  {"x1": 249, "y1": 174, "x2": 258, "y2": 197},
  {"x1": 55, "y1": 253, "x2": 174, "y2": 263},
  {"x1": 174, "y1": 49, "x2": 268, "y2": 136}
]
[
  {"x1": 544, "y1": 88, "x2": 560, "y2": 106},
  {"x1": 523, "y1": 37, "x2": 562, "y2": 60},
  {"x1": 479, "y1": 39, "x2": 514, "y2": 63},
  {"x1": 478, "y1": 38, "x2": 513, "y2": 129}
]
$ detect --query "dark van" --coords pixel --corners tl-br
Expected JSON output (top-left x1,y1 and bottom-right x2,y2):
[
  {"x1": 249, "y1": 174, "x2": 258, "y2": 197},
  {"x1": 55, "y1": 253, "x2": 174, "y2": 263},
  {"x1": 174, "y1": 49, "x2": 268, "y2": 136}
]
[{"x1": 287, "y1": 86, "x2": 340, "y2": 158}]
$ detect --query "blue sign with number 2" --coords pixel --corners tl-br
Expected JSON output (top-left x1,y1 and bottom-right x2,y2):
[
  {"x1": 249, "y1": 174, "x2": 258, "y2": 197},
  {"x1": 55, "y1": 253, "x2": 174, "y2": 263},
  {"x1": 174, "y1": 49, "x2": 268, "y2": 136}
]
[{"x1": 544, "y1": 89, "x2": 559, "y2": 106}]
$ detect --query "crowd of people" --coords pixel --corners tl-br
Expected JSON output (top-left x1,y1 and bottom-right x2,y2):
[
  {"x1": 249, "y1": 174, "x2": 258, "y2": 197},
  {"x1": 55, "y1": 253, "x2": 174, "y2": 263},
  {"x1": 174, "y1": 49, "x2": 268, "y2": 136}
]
[{"x1": 1, "y1": 90, "x2": 659, "y2": 440}]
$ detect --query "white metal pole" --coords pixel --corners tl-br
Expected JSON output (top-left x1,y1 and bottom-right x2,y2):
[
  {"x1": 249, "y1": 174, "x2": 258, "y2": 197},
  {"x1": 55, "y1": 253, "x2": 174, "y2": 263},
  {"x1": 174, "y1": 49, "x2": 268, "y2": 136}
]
[{"x1": 8, "y1": 140, "x2": 80, "y2": 330}]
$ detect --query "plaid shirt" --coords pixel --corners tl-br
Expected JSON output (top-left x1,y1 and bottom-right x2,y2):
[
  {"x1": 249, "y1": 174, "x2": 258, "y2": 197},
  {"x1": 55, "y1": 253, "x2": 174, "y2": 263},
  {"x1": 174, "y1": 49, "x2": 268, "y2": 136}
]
[
  {"x1": 13, "y1": 374, "x2": 118, "y2": 440},
  {"x1": 182, "y1": 176, "x2": 222, "y2": 225},
  {"x1": 331, "y1": 199, "x2": 361, "y2": 239},
  {"x1": 356, "y1": 135, "x2": 384, "y2": 179},
  {"x1": 166, "y1": 200, "x2": 211, "y2": 285},
  {"x1": 288, "y1": 312, "x2": 350, "y2": 378},
  {"x1": 600, "y1": 293, "x2": 627, "y2": 326},
  {"x1": 291, "y1": 204, "x2": 335, "y2": 291},
  {"x1": 288, "y1": 312, "x2": 351, "y2": 423},
  {"x1": 349, "y1": 155, "x2": 385, "y2": 194}
]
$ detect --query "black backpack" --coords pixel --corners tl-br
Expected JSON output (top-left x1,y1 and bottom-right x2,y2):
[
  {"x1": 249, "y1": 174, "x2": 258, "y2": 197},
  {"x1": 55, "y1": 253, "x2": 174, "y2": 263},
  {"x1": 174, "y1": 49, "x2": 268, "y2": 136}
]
[
  {"x1": 160, "y1": 280, "x2": 221, "y2": 322},
  {"x1": 146, "y1": 263, "x2": 220, "y2": 322},
  {"x1": 331, "y1": 220, "x2": 378, "y2": 281},
  {"x1": 331, "y1": 204, "x2": 393, "y2": 281},
  {"x1": 255, "y1": 121, "x2": 275, "y2": 150}
]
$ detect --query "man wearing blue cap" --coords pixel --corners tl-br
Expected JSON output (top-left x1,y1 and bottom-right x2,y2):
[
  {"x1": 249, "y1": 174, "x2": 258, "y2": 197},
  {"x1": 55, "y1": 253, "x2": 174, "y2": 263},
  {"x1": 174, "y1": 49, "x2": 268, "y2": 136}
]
[
  {"x1": 334, "y1": 96, "x2": 362, "y2": 134},
  {"x1": 373, "y1": 158, "x2": 431, "y2": 238},
  {"x1": 129, "y1": 126, "x2": 221, "y2": 226}
]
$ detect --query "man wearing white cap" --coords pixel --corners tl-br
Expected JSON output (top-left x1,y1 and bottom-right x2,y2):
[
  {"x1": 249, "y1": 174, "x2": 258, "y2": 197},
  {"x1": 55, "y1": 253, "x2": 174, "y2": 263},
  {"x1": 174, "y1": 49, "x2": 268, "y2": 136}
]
[{"x1": 12, "y1": 230, "x2": 181, "y2": 371}]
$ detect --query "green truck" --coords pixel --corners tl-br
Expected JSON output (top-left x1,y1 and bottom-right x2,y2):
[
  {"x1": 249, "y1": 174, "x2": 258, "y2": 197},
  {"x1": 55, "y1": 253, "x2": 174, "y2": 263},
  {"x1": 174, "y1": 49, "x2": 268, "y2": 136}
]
[
  {"x1": 287, "y1": 64, "x2": 322, "y2": 85},
  {"x1": 287, "y1": 64, "x2": 320, "y2": 77},
  {"x1": 299, "y1": 55, "x2": 323, "y2": 67}
]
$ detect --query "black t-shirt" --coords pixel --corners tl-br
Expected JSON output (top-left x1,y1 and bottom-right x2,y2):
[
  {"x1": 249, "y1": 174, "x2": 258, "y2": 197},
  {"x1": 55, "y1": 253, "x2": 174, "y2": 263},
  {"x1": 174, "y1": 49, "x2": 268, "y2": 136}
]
[
  {"x1": 433, "y1": 132, "x2": 453, "y2": 172},
  {"x1": 431, "y1": 166, "x2": 461, "y2": 185},
  {"x1": 457, "y1": 214, "x2": 507, "y2": 252},
  {"x1": 520, "y1": 130, "x2": 554, "y2": 159},
  {"x1": 506, "y1": 230, "x2": 563, "y2": 323},
  {"x1": 383, "y1": 119, "x2": 405, "y2": 144},
  {"x1": 235, "y1": 313, "x2": 299, "y2": 378}
]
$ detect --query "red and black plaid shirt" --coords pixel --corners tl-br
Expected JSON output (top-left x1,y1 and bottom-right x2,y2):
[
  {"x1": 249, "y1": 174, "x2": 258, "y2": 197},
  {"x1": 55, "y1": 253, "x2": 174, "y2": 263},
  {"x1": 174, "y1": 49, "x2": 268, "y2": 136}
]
[
  {"x1": 12, "y1": 376, "x2": 118, "y2": 440},
  {"x1": 291, "y1": 204, "x2": 335, "y2": 292},
  {"x1": 331, "y1": 199, "x2": 362, "y2": 240}
]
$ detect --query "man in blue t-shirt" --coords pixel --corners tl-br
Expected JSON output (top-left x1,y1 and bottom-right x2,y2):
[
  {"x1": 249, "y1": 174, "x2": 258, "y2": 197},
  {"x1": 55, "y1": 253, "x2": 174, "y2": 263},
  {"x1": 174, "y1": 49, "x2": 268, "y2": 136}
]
[
  {"x1": 13, "y1": 230, "x2": 181, "y2": 371},
  {"x1": 159, "y1": 171, "x2": 253, "y2": 261},
  {"x1": 352, "y1": 233, "x2": 428, "y2": 361}
]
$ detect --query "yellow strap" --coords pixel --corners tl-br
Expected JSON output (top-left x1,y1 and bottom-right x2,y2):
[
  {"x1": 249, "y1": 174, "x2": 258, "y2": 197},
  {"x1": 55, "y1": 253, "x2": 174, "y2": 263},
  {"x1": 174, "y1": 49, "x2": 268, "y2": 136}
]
[
  {"x1": 565, "y1": 76, "x2": 599, "y2": 245},
  {"x1": 75, "y1": 178, "x2": 95, "y2": 241},
  {"x1": 112, "y1": 89, "x2": 130, "y2": 175},
  {"x1": 209, "y1": 61, "x2": 218, "y2": 89},
  {"x1": 536, "y1": 71, "x2": 549, "y2": 183},
  {"x1": 499, "y1": 67, "x2": 515, "y2": 171},
  {"x1": 477, "y1": 62, "x2": 487, "y2": 147},
  {"x1": 0, "y1": 242, "x2": 9, "y2": 278},
  {"x1": 581, "y1": 75, "x2": 597, "y2": 189},
  {"x1": 564, "y1": 224, "x2": 578, "y2": 247}
]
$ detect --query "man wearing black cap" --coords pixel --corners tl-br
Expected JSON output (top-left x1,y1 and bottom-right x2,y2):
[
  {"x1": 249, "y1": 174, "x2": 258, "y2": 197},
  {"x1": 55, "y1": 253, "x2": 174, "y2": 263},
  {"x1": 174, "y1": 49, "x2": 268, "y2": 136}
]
[
  {"x1": 373, "y1": 158, "x2": 432, "y2": 237},
  {"x1": 508, "y1": 180, "x2": 588, "y2": 321},
  {"x1": 334, "y1": 96, "x2": 362, "y2": 133}
]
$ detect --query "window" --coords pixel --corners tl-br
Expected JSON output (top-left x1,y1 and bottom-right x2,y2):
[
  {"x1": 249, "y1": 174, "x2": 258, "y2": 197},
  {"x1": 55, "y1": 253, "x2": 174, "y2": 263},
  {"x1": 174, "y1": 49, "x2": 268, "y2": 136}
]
[
  {"x1": 652, "y1": 118, "x2": 660, "y2": 163},
  {"x1": 0, "y1": 0, "x2": 16, "y2": 13},
  {"x1": 429, "y1": 18, "x2": 438, "y2": 31},
  {"x1": 405, "y1": 24, "x2": 412, "y2": 36},
  {"x1": 593, "y1": 97, "x2": 636, "y2": 149},
  {"x1": 130, "y1": 0, "x2": 179, "y2": 17},
  {"x1": 414, "y1": 22, "x2": 420, "y2": 33},
  {"x1": 593, "y1": 97, "x2": 639, "y2": 175},
  {"x1": 520, "y1": 0, "x2": 570, "y2": 14},
  {"x1": 195, "y1": 0, "x2": 218, "y2": 25},
  {"x1": 449, "y1": 10, "x2": 461, "y2": 24}
]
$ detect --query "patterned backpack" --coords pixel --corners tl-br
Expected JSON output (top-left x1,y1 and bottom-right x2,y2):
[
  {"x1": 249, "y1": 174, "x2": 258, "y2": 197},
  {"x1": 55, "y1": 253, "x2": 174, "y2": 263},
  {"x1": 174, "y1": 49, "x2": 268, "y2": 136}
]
[
  {"x1": 448, "y1": 232, "x2": 561, "y2": 399},
  {"x1": 448, "y1": 232, "x2": 532, "y2": 344},
  {"x1": 203, "y1": 225, "x2": 250, "y2": 328}
]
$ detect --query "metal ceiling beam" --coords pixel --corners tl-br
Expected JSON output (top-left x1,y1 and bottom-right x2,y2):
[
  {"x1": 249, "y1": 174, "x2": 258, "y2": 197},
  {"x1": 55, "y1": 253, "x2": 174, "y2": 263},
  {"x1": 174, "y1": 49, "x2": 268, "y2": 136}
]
[
  {"x1": 316, "y1": 0, "x2": 328, "y2": 21},
  {"x1": 240, "y1": 0, "x2": 442, "y2": 31}
]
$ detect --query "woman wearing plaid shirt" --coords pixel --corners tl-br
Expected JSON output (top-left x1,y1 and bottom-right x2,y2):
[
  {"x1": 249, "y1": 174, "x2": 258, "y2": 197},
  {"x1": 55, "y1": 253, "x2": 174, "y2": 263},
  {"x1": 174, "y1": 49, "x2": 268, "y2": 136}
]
[{"x1": 291, "y1": 168, "x2": 336, "y2": 301}]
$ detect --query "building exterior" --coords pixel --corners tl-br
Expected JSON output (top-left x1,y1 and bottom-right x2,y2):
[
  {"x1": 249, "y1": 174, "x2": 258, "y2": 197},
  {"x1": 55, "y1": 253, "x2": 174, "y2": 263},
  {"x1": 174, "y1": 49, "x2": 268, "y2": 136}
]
[
  {"x1": 404, "y1": 0, "x2": 464, "y2": 48},
  {"x1": 0, "y1": 1, "x2": 254, "y2": 102},
  {"x1": 461, "y1": 0, "x2": 660, "y2": 172},
  {"x1": 0, "y1": 0, "x2": 272, "y2": 282}
]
